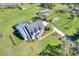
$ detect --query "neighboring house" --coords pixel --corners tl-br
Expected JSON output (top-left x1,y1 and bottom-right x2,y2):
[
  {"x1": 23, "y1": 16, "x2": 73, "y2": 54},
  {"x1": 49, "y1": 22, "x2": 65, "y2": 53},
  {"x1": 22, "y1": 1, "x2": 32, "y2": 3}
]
[
  {"x1": 0, "y1": 3, "x2": 24, "y2": 9},
  {"x1": 15, "y1": 20, "x2": 48, "y2": 40}
]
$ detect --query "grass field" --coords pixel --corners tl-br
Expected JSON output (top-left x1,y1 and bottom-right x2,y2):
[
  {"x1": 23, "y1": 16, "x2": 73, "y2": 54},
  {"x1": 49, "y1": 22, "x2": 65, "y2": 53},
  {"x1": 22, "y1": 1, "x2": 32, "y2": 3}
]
[
  {"x1": 0, "y1": 3, "x2": 79, "y2": 55},
  {"x1": 0, "y1": 4, "x2": 61, "y2": 55},
  {"x1": 50, "y1": 4, "x2": 79, "y2": 41}
]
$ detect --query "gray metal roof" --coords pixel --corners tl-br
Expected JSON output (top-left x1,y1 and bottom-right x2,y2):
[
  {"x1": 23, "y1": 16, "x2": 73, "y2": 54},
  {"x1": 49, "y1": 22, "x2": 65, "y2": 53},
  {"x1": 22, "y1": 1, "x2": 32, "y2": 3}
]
[
  {"x1": 26, "y1": 20, "x2": 45, "y2": 33},
  {"x1": 15, "y1": 20, "x2": 45, "y2": 40}
]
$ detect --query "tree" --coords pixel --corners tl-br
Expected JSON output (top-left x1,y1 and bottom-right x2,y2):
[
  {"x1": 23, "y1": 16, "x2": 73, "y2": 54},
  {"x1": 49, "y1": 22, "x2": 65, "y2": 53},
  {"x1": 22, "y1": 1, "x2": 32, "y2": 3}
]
[
  {"x1": 60, "y1": 40, "x2": 75, "y2": 56},
  {"x1": 73, "y1": 41, "x2": 79, "y2": 55},
  {"x1": 40, "y1": 3, "x2": 53, "y2": 9},
  {"x1": 45, "y1": 26, "x2": 51, "y2": 31},
  {"x1": 39, "y1": 44, "x2": 64, "y2": 56},
  {"x1": 57, "y1": 37, "x2": 76, "y2": 56}
]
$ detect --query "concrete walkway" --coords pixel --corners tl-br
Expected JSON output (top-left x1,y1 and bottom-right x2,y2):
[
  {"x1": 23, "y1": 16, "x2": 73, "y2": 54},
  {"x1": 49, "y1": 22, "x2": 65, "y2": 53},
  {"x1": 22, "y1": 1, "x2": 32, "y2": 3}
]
[{"x1": 39, "y1": 31, "x2": 53, "y2": 40}]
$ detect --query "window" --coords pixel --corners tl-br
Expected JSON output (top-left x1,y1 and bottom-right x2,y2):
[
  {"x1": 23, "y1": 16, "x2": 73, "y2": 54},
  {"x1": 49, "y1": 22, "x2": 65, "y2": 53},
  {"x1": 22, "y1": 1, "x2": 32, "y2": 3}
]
[{"x1": 38, "y1": 27, "x2": 41, "y2": 30}]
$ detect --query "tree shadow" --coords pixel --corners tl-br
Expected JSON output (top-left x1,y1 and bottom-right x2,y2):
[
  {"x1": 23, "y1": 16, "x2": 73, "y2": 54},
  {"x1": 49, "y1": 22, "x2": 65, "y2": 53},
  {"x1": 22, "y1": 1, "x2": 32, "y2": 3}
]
[
  {"x1": 65, "y1": 35, "x2": 76, "y2": 42},
  {"x1": 38, "y1": 44, "x2": 63, "y2": 56},
  {"x1": 32, "y1": 17, "x2": 41, "y2": 22},
  {"x1": 67, "y1": 28, "x2": 79, "y2": 41},
  {"x1": 0, "y1": 32, "x2": 3, "y2": 38}
]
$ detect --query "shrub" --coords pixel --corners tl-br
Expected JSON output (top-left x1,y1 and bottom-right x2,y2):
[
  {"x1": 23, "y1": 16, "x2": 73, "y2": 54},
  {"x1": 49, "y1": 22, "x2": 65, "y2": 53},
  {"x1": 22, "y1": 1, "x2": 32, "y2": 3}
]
[{"x1": 45, "y1": 26, "x2": 51, "y2": 31}]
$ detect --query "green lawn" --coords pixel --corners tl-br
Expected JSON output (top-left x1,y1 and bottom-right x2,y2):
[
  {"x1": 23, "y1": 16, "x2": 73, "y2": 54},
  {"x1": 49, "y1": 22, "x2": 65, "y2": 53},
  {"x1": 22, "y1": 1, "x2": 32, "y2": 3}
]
[
  {"x1": 2, "y1": 35, "x2": 60, "y2": 56},
  {"x1": 0, "y1": 3, "x2": 79, "y2": 56},
  {"x1": 0, "y1": 4, "x2": 60, "y2": 55},
  {"x1": 49, "y1": 4, "x2": 79, "y2": 40}
]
